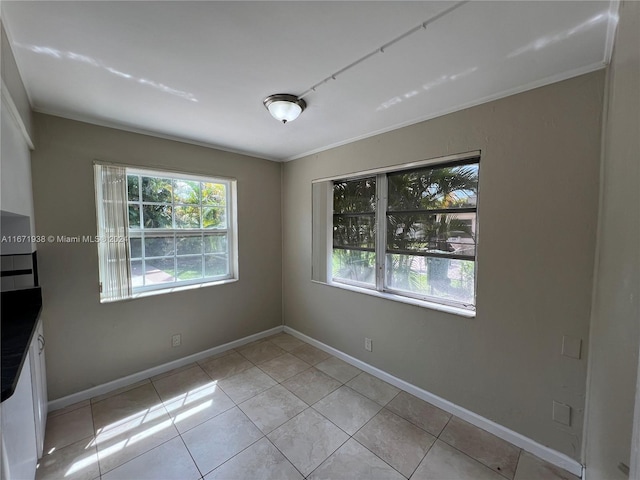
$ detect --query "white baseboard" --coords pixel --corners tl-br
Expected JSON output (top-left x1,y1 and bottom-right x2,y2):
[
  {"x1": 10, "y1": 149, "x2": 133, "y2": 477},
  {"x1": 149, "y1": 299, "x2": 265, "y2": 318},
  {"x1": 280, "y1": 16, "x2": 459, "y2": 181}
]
[
  {"x1": 48, "y1": 326, "x2": 284, "y2": 411},
  {"x1": 48, "y1": 323, "x2": 583, "y2": 477},
  {"x1": 284, "y1": 326, "x2": 584, "y2": 478}
]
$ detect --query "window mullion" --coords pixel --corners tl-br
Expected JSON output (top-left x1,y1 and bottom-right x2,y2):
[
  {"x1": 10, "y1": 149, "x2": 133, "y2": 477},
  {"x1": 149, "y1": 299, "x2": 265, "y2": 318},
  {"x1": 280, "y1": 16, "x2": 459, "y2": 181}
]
[
  {"x1": 173, "y1": 232, "x2": 178, "y2": 285},
  {"x1": 375, "y1": 173, "x2": 387, "y2": 292},
  {"x1": 138, "y1": 175, "x2": 145, "y2": 285},
  {"x1": 140, "y1": 231, "x2": 146, "y2": 287},
  {"x1": 201, "y1": 232, "x2": 205, "y2": 279}
]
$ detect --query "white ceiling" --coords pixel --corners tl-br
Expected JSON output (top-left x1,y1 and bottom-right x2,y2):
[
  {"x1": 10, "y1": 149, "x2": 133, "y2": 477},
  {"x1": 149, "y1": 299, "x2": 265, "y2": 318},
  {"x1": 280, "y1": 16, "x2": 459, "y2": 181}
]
[{"x1": 2, "y1": 1, "x2": 617, "y2": 161}]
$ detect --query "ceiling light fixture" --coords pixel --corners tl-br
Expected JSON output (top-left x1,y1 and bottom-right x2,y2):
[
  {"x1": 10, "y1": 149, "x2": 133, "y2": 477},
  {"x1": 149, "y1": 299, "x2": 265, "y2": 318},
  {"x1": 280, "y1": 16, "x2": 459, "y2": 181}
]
[
  {"x1": 263, "y1": 94, "x2": 307, "y2": 124},
  {"x1": 262, "y1": 0, "x2": 467, "y2": 125}
]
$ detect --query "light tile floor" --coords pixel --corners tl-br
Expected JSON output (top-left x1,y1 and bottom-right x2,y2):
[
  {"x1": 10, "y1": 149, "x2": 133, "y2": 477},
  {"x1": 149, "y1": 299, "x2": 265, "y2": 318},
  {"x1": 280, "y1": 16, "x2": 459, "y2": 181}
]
[{"x1": 37, "y1": 333, "x2": 580, "y2": 480}]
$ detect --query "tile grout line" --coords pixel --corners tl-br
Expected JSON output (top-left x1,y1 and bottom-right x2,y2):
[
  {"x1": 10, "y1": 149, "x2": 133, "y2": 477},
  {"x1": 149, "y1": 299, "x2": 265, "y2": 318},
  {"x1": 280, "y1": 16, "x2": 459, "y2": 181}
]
[
  {"x1": 45, "y1": 334, "x2": 551, "y2": 480},
  {"x1": 513, "y1": 448, "x2": 524, "y2": 480},
  {"x1": 435, "y1": 430, "x2": 519, "y2": 480},
  {"x1": 265, "y1": 360, "x2": 354, "y2": 480},
  {"x1": 263, "y1": 404, "x2": 326, "y2": 478},
  {"x1": 197, "y1": 407, "x2": 270, "y2": 478},
  {"x1": 262, "y1": 424, "x2": 309, "y2": 479},
  {"x1": 58, "y1": 336, "x2": 361, "y2": 477},
  {"x1": 408, "y1": 437, "x2": 437, "y2": 480},
  {"x1": 168, "y1": 337, "x2": 300, "y2": 478},
  {"x1": 176, "y1": 433, "x2": 204, "y2": 480},
  {"x1": 50, "y1": 337, "x2": 359, "y2": 478},
  {"x1": 137, "y1": 340, "x2": 442, "y2": 479},
  {"x1": 152, "y1": 368, "x2": 256, "y2": 479},
  {"x1": 95, "y1": 380, "x2": 183, "y2": 478},
  {"x1": 436, "y1": 414, "x2": 521, "y2": 480},
  {"x1": 347, "y1": 392, "x2": 437, "y2": 480},
  {"x1": 294, "y1": 355, "x2": 402, "y2": 478},
  {"x1": 301, "y1": 380, "x2": 405, "y2": 479},
  {"x1": 89, "y1": 396, "x2": 102, "y2": 479},
  {"x1": 405, "y1": 399, "x2": 453, "y2": 478}
]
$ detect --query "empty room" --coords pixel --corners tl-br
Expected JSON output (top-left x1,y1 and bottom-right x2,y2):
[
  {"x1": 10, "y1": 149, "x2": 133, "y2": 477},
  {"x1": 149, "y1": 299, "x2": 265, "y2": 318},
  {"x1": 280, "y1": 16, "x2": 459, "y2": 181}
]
[{"x1": 1, "y1": 1, "x2": 638, "y2": 479}]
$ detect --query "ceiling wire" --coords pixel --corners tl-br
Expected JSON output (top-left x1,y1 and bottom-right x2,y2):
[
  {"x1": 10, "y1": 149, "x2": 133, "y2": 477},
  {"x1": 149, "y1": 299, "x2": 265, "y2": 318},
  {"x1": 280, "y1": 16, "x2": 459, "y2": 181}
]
[{"x1": 297, "y1": 0, "x2": 470, "y2": 101}]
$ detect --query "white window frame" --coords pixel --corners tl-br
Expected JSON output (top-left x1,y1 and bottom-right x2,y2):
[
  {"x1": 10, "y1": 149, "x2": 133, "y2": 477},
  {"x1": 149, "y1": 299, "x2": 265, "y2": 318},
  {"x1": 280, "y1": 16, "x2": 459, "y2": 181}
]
[
  {"x1": 126, "y1": 168, "x2": 237, "y2": 295},
  {"x1": 313, "y1": 150, "x2": 480, "y2": 316},
  {"x1": 95, "y1": 163, "x2": 238, "y2": 301}
]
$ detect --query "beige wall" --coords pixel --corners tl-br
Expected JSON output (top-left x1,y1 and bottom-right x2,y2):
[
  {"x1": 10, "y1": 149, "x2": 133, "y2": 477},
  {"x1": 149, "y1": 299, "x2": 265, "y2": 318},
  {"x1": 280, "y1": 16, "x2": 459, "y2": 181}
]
[
  {"x1": 283, "y1": 71, "x2": 605, "y2": 459},
  {"x1": 32, "y1": 114, "x2": 282, "y2": 400},
  {"x1": 584, "y1": 1, "x2": 640, "y2": 477}
]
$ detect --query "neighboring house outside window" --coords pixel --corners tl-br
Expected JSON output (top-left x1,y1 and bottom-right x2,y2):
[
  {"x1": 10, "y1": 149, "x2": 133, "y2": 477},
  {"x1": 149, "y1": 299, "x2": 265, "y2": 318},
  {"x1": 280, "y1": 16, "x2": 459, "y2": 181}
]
[{"x1": 314, "y1": 152, "x2": 479, "y2": 313}]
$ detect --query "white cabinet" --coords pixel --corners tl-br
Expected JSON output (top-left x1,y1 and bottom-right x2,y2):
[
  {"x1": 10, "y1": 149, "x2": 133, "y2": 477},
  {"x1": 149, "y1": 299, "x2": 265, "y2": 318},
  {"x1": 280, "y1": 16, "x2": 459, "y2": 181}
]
[
  {"x1": 1, "y1": 318, "x2": 48, "y2": 480},
  {"x1": 29, "y1": 320, "x2": 48, "y2": 459},
  {"x1": 1, "y1": 354, "x2": 38, "y2": 480}
]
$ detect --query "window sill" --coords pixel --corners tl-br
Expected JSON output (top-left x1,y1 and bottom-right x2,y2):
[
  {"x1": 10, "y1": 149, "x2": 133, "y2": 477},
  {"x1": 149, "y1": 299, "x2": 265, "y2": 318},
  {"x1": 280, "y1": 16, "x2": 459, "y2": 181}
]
[
  {"x1": 99, "y1": 278, "x2": 238, "y2": 303},
  {"x1": 311, "y1": 280, "x2": 476, "y2": 318},
  {"x1": 133, "y1": 278, "x2": 238, "y2": 299}
]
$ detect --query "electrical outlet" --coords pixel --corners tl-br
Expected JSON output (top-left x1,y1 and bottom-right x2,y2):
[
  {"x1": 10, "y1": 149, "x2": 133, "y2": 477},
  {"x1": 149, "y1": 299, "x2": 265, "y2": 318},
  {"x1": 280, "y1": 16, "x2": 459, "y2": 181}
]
[
  {"x1": 365, "y1": 337, "x2": 372, "y2": 352},
  {"x1": 171, "y1": 334, "x2": 181, "y2": 347}
]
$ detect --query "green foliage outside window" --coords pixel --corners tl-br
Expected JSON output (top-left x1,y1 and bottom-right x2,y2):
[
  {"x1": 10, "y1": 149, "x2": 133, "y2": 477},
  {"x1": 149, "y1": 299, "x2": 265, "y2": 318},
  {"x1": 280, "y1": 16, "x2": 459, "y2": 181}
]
[{"x1": 332, "y1": 161, "x2": 479, "y2": 305}]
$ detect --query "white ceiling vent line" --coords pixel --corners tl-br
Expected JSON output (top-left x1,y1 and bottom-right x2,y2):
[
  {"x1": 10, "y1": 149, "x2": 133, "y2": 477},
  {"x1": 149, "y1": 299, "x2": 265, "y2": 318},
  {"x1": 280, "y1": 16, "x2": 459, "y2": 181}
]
[{"x1": 297, "y1": 1, "x2": 469, "y2": 102}]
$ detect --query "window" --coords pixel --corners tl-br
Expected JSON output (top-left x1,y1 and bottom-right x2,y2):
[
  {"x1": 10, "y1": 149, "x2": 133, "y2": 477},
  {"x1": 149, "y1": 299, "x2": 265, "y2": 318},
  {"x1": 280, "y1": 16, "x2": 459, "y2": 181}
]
[
  {"x1": 94, "y1": 164, "x2": 237, "y2": 302},
  {"x1": 332, "y1": 177, "x2": 377, "y2": 287},
  {"x1": 314, "y1": 152, "x2": 479, "y2": 312}
]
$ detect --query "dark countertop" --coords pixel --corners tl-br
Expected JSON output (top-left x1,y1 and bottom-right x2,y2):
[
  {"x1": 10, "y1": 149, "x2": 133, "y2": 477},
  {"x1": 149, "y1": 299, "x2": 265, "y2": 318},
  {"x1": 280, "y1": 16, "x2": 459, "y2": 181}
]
[{"x1": 1, "y1": 287, "x2": 42, "y2": 402}]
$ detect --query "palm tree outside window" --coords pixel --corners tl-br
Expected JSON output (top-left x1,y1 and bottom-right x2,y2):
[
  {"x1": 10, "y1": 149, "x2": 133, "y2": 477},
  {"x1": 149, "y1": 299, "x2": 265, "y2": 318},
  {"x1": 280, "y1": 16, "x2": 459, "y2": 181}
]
[{"x1": 330, "y1": 156, "x2": 479, "y2": 310}]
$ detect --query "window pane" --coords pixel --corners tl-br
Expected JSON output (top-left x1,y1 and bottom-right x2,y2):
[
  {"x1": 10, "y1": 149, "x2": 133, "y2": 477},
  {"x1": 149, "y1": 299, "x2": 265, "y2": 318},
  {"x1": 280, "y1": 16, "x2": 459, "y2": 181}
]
[
  {"x1": 203, "y1": 207, "x2": 226, "y2": 228},
  {"x1": 130, "y1": 238, "x2": 142, "y2": 258},
  {"x1": 119, "y1": 169, "x2": 236, "y2": 294},
  {"x1": 142, "y1": 177, "x2": 172, "y2": 203},
  {"x1": 387, "y1": 164, "x2": 478, "y2": 211},
  {"x1": 205, "y1": 254, "x2": 228, "y2": 277},
  {"x1": 128, "y1": 205, "x2": 140, "y2": 228},
  {"x1": 177, "y1": 256, "x2": 203, "y2": 280},
  {"x1": 131, "y1": 260, "x2": 144, "y2": 287},
  {"x1": 386, "y1": 254, "x2": 474, "y2": 304},
  {"x1": 387, "y1": 213, "x2": 476, "y2": 257},
  {"x1": 333, "y1": 177, "x2": 376, "y2": 213},
  {"x1": 127, "y1": 175, "x2": 139, "y2": 201},
  {"x1": 144, "y1": 257, "x2": 175, "y2": 285},
  {"x1": 177, "y1": 235, "x2": 203, "y2": 255},
  {"x1": 173, "y1": 180, "x2": 200, "y2": 204},
  {"x1": 202, "y1": 182, "x2": 226, "y2": 206},
  {"x1": 332, "y1": 249, "x2": 376, "y2": 286},
  {"x1": 204, "y1": 233, "x2": 227, "y2": 253},
  {"x1": 142, "y1": 205, "x2": 172, "y2": 228},
  {"x1": 175, "y1": 206, "x2": 201, "y2": 228},
  {"x1": 333, "y1": 214, "x2": 375, "y2": 249},
  {"x1": 144, "y1": 236, "x2": 175, "y2": 257}
]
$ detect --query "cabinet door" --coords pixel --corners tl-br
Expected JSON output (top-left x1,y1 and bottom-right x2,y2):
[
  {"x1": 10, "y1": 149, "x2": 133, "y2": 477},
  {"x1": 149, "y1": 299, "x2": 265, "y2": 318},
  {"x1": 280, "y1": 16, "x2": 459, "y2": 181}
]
[
  {"x1": 30, "y1": 320, "x2": 48, "y2": 459},
  {"x1": 38, "y1": 324, "x2": 48, "y2": 435},
  {"x1": 2, "y1": 354, "x2": 38, "y2": 480}
]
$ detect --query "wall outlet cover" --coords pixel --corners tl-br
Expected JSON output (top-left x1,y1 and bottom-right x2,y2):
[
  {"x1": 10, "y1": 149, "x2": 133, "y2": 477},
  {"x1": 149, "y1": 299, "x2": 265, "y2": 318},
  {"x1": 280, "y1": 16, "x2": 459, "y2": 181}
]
[
  {"x1": 171, "y1": 334, "x2": 181, "y2": 347},
  {"x1": 552, "y1": 400, "x2": 571, "y2": 426},
  {"x1": 365, "y1": 337, "x2": 372, "y2": 352},
  {"x1": 561, "y1": 335, "x2": 582, "y2": 359}
]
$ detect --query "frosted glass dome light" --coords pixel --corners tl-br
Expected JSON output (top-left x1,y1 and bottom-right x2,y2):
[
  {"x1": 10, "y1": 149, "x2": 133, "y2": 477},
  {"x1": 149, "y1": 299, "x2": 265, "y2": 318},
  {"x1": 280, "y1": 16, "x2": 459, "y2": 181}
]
[{"x1": 263, "y1": 94, "x2": 306, "y2": 124}]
